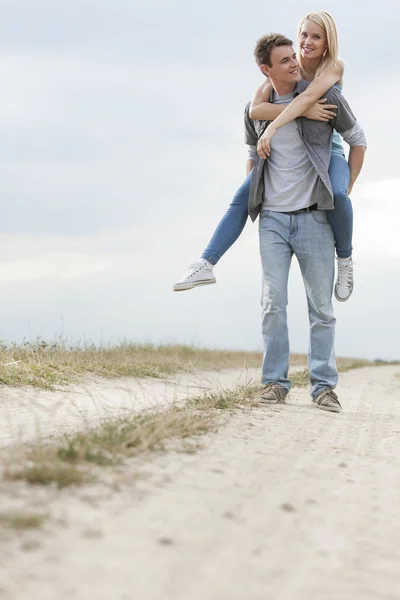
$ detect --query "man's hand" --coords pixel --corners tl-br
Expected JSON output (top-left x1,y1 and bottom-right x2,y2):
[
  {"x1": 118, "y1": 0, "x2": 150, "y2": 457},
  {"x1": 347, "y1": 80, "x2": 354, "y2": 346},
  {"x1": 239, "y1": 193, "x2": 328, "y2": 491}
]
[
  {"x1": 302, "y1": 98, "x2": 337, "y2": 122},
  {"x1": 347, "y1": 180, "x2": 354, "y2": 196},
  {"x1": 257, "y1": 124, "x2": 276, "y2": 159}
]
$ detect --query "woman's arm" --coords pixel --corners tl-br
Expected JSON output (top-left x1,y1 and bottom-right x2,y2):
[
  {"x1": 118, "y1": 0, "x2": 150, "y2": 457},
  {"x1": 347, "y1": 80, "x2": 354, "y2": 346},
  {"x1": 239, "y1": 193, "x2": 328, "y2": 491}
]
[
  {"x1": 258, "y1": 62, "x2": 344, "y2": 158},
  {"x1": 249, "y1": 80, "x2": 287, "y2": 120}
]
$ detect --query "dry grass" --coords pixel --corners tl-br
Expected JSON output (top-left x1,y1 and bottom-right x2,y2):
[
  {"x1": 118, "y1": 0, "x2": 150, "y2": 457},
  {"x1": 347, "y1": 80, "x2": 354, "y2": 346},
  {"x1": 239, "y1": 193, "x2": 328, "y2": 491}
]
[
  {"x1": 0, "y1": 512, "x2": 45, "y2": 530},
  {"x1": 3, "y1": 382, "x2": 264, "y2": 489},
  {"x1": 1, "y1": 345, "x2": 397, "y2": 490},
  {"x1": 187, "y1": 384, "x2": 263, "y2": 411},
  {"x1": 0, "y1": 339, "x2": 272, "y2": 390},
  {"x1": 6, "y1": 462, "x2": 87, "y2": 489},
  {"x1": 1, "y1": 338, "x2": 395, "y2": 391}
]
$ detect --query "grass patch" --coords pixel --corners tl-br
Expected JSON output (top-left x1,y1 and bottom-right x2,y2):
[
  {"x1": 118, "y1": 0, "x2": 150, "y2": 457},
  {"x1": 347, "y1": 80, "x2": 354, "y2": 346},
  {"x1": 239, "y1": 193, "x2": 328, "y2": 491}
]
[
  {"x1": 291, "y1": 369, "x2": 310, "y2": 388},
  {"x1": 0, "y1": 339, "x2": 273, "y2": 390},
  {"x1": 0, "y1": 338, "x2": 396, "y2": 391},
  {"x1": 6, "y1": 462, "x2": 87, "y2": 489},
  {"x1": 0, "y1": 512, "x2": 45, "y2": 530},
  {"x1": 187, "y1": 384, "x2": 263, "y2": 411},
  {"x1": 3, "y1": 384, "x2": 264, "y2": 488},
  {"x1": 2, "y1": 357, "x2": 397, "y2": 490},
  {"x1": 56, "y1": 407, "x2": 216, "y2": 461}
]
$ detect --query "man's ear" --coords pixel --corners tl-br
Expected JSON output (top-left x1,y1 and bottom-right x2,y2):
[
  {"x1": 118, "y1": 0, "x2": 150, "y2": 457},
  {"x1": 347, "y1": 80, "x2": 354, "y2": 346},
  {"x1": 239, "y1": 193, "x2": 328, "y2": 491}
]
[{"x1": 260, "y1": 64, "x2": 271, "y2": 77}]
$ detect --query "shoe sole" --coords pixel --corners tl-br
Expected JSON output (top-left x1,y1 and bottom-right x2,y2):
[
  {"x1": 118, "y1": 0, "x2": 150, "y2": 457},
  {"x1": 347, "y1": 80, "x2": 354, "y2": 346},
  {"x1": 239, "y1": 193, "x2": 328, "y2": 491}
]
[
  {"x1": 334, "y1": 288, "x2": 353, "y2": 302},
  {"x1": 258, "y1": 397, "x2": 287, "y2": 405},
  {"x1": 173, "y1": 278, "x2": 216, "y2": 292},
  {"x1": 316, "y1": 404, "x2": 341, "y2": 413},
  {"x1": 259, "y1": 400, "x2": 286, "y2": 405}
]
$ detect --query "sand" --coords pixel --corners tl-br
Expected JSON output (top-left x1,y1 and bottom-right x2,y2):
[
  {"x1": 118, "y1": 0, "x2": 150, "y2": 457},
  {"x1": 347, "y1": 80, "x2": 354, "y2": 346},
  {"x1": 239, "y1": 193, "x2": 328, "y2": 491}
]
[{"x1": 0, "y1": 364, "x2": 399, "y2": 599}]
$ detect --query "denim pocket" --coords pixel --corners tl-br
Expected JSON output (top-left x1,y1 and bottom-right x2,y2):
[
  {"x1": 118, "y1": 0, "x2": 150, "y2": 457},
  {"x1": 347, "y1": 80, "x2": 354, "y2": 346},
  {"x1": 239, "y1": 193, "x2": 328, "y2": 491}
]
[
  {"x1": 311, "y1": 210, "x2": 329, "y2": 224},
  {"x1": 259, "y1": 209, "x2": 271, "y2": 220}
]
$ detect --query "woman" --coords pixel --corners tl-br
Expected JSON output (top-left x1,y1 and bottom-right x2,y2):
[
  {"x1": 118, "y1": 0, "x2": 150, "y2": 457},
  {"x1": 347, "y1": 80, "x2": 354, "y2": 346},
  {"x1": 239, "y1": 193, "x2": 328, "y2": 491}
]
[{"x1": 174, "y1": 11, "x2": 357, "y2": 302}]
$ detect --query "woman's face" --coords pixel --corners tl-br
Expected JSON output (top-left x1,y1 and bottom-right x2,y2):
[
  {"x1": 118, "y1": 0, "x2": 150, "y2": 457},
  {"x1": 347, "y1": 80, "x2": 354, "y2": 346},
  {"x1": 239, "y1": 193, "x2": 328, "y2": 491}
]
[{"x1": 299, "y1": 20, "x2": 328, "y2": 60}]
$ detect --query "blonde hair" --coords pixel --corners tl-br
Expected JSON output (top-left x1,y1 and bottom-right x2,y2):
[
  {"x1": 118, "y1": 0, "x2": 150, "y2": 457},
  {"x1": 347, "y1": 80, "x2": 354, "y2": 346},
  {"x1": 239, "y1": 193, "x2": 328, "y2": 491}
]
[{"x1": 297, "y1": 11, "x2": 342, "y2": 77}]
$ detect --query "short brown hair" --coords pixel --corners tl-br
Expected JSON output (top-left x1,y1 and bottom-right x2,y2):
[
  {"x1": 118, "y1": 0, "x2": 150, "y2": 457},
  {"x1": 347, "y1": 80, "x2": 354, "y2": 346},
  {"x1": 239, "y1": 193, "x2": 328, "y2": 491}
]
[{"x1": 254, "y1": 33, "x2": 294, "y2": 67}]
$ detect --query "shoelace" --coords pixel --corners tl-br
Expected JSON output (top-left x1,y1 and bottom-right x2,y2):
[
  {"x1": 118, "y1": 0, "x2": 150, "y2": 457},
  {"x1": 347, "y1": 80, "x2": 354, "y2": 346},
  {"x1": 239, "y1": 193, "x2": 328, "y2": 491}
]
[
  {"x1": 316, "y1": 389, "x2": 341, "y2": 408},
  {"x1": 337, "y1": 260, "x2": 353, "y2": 287},
  {"x1": 263, "y1": 384, "x2": 287, "y2": 399},
  {"x1": 185, "y1": 262, "x2": 206, "y2": 280}
]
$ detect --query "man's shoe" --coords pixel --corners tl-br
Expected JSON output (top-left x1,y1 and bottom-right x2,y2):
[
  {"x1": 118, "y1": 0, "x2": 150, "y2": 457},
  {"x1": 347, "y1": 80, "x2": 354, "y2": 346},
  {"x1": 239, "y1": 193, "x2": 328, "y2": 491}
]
[
  {"x1": 313, "y1": 388, "x2": 342, "y2": 413},
  {"x1": 335, "y1": 257, "x2": 354, "y2": 302},
  {"x1": 259, "y1": 383, "x2": 288, "y2": 404},
  {"x1": 173, "y1": 260, "x2": 216, "y2": 292}
]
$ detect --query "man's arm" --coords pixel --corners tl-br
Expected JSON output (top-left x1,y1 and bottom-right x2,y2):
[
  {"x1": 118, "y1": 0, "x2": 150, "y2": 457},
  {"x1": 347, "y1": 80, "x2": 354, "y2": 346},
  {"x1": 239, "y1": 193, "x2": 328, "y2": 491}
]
[
  {"x1": 329, "y1": 90, "x2": 367, "y2": 194},
  {"x1": 244, "y1": 103, "x2": 258, "y2": 175},
  {"x1": 246, "y1": 145, "x2": 257, "y2": 175},
  {"x1": 244, "y1": 102, "x2": 258, "y2": 146},
  {"x1": 246, "y1": 159, "x2": 254, "y2": 175},
  {"x1": 347, "y1": 145, "x2": 366, "y2": 195}
]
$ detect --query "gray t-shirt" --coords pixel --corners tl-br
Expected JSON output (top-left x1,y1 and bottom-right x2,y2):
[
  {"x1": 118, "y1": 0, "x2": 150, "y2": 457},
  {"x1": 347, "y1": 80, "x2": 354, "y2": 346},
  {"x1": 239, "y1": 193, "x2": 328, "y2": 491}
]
[{"x1": 255, "y1": 91, "x2": 319, "y2": 212}]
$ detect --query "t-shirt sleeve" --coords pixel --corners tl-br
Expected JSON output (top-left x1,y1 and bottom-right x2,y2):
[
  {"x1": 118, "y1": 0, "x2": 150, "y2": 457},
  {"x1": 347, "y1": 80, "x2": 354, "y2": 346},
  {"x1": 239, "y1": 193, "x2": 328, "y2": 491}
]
[
  {"x1": 247, "y1": 145, "x2": 257, "y2": 160},
  {"x1": 341, "y1": 122, "x2": 367, "y2": 147},
  {"x1": 244, "y1": 102, "x2": 258, "y2": 146}
]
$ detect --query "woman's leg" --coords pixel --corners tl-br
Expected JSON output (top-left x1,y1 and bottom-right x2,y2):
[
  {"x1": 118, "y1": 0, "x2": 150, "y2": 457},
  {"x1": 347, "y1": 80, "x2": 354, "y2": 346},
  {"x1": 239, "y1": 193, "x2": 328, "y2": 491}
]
[
  {"x1": 327, "y1": 153, "x2": 354, "y2": 302},
  {"x1": 173, "y1": 173, "x2": 251, "y2": 291},
  {"x1": 327, "y1": 153, "x2": 353, "y2": 259},
  {"x1": 201, "y1": 171, "x2": 251, "y2": 265}
]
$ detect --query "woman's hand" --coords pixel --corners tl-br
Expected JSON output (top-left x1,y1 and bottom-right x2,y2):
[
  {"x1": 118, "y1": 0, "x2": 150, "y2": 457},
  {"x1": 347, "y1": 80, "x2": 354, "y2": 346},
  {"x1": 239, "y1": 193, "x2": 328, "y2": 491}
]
[
  {"x1": 257, "y1": 124, "x2": 276, "y2": 159},
  {"x1": 302, "y1": 98, "x2": 337, "y2": 122}
]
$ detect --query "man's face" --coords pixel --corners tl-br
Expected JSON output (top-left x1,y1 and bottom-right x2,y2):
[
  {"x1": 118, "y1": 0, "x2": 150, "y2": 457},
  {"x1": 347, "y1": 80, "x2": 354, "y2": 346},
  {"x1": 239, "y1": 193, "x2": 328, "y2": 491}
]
[{"x1": 262, "y1": 46, "x2": 301, "y2": 85}]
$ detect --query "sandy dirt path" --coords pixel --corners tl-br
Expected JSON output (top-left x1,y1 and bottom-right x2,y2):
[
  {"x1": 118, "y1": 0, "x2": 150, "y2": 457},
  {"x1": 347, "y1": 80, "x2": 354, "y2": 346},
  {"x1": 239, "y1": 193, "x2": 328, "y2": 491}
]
[
  {"x1": 0, "y1": 365, "x2": 400, "y2": 600},
  {"x1": 0, "y1": 366, "x2": 266, "y2": 448}
]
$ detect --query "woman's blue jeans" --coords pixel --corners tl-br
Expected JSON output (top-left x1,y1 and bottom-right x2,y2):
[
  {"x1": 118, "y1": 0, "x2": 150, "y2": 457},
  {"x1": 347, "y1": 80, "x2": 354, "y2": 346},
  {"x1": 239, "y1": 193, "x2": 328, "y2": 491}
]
[
  {"x1": 327, "y1": 153, "x2": 353, "y2": 259},
  {"x1": 201, "y1": 153, "x2": 353, "y2": 264}
]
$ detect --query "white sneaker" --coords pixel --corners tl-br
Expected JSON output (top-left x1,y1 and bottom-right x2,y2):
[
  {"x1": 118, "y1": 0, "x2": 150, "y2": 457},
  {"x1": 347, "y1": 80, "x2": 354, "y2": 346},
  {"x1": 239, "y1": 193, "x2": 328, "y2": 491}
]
[
  {"x1": 335, "y1": 257, "x2": 354, "y2": 302},
  {"x1": 173, "y1": 259, "x2": 216, "y2": 292}
]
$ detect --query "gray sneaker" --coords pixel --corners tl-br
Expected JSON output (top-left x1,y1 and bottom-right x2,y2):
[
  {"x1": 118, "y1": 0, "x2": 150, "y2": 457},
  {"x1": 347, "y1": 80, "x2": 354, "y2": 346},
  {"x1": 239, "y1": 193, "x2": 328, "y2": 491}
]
[
  {"x1": 259, "y1": 384, "x2": 288, "y2": 404},
  {"x1": 335, "y1": 257, "x2": 354, "y2": 302},
  {"x1": 313, "y1": 388, "x2": 342, "y2": 413}
]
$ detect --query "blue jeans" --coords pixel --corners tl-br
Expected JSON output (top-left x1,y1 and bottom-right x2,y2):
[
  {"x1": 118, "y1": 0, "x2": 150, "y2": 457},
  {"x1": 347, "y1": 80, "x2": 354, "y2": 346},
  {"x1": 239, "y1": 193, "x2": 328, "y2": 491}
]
[
  {"x1": 259, "y1": 209, "x2": 338, "y2": 397},
  {"x1": 201, "y1": 155, "x2": 353, "y2": 264},
  {"x1": 327, "y1": 153, "x2": 352, "y2": 259}
]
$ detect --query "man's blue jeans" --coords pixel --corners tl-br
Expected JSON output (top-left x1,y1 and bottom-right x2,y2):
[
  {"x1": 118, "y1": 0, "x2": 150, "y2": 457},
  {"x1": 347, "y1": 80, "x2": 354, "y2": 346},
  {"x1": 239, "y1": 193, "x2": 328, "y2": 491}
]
[{"x1": 259, "y1": 209, "x2": 338, "y2": 398}]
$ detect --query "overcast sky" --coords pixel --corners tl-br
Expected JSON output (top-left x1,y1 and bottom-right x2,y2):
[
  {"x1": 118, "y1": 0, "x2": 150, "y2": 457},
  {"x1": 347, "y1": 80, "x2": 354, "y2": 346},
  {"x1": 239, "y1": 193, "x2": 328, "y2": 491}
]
[{"x1": 0, "y1": 0, "x2": 398, "y2": 360}]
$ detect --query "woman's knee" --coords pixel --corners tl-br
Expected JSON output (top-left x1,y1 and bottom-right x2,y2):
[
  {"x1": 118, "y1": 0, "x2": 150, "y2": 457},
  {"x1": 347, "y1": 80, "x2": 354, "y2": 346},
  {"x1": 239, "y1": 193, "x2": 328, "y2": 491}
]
[
  {"x1": 333, "y1": 186, "x2": 349, "y2": 206},
  {"x1": 229, "y1": 177, "x2": 251, "y2": 211}
]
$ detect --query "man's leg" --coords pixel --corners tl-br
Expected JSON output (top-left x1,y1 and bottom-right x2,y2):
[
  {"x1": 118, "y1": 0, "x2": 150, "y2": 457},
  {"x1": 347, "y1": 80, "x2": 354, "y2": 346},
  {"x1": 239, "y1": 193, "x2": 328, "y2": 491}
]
[
  {"x1": 259, "y1": 210, "x2": 293, "y2": 397},
  {"x1": 293, "y1": 211, "x2": 339, "y2": 402}
]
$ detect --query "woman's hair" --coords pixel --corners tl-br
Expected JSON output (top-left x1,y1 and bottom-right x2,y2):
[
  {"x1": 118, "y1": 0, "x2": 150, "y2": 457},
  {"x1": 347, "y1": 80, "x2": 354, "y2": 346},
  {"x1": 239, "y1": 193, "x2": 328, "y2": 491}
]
[{"x1": 297, "y1": 11, "x2": 342, "y2": 77}]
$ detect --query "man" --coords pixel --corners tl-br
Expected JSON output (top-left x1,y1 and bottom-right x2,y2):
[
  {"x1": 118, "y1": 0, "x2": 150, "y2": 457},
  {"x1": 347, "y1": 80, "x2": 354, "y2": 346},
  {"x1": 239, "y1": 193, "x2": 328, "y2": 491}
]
[{"x1": 246, "y1": 34, "x2": 366, "y2": 412}]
